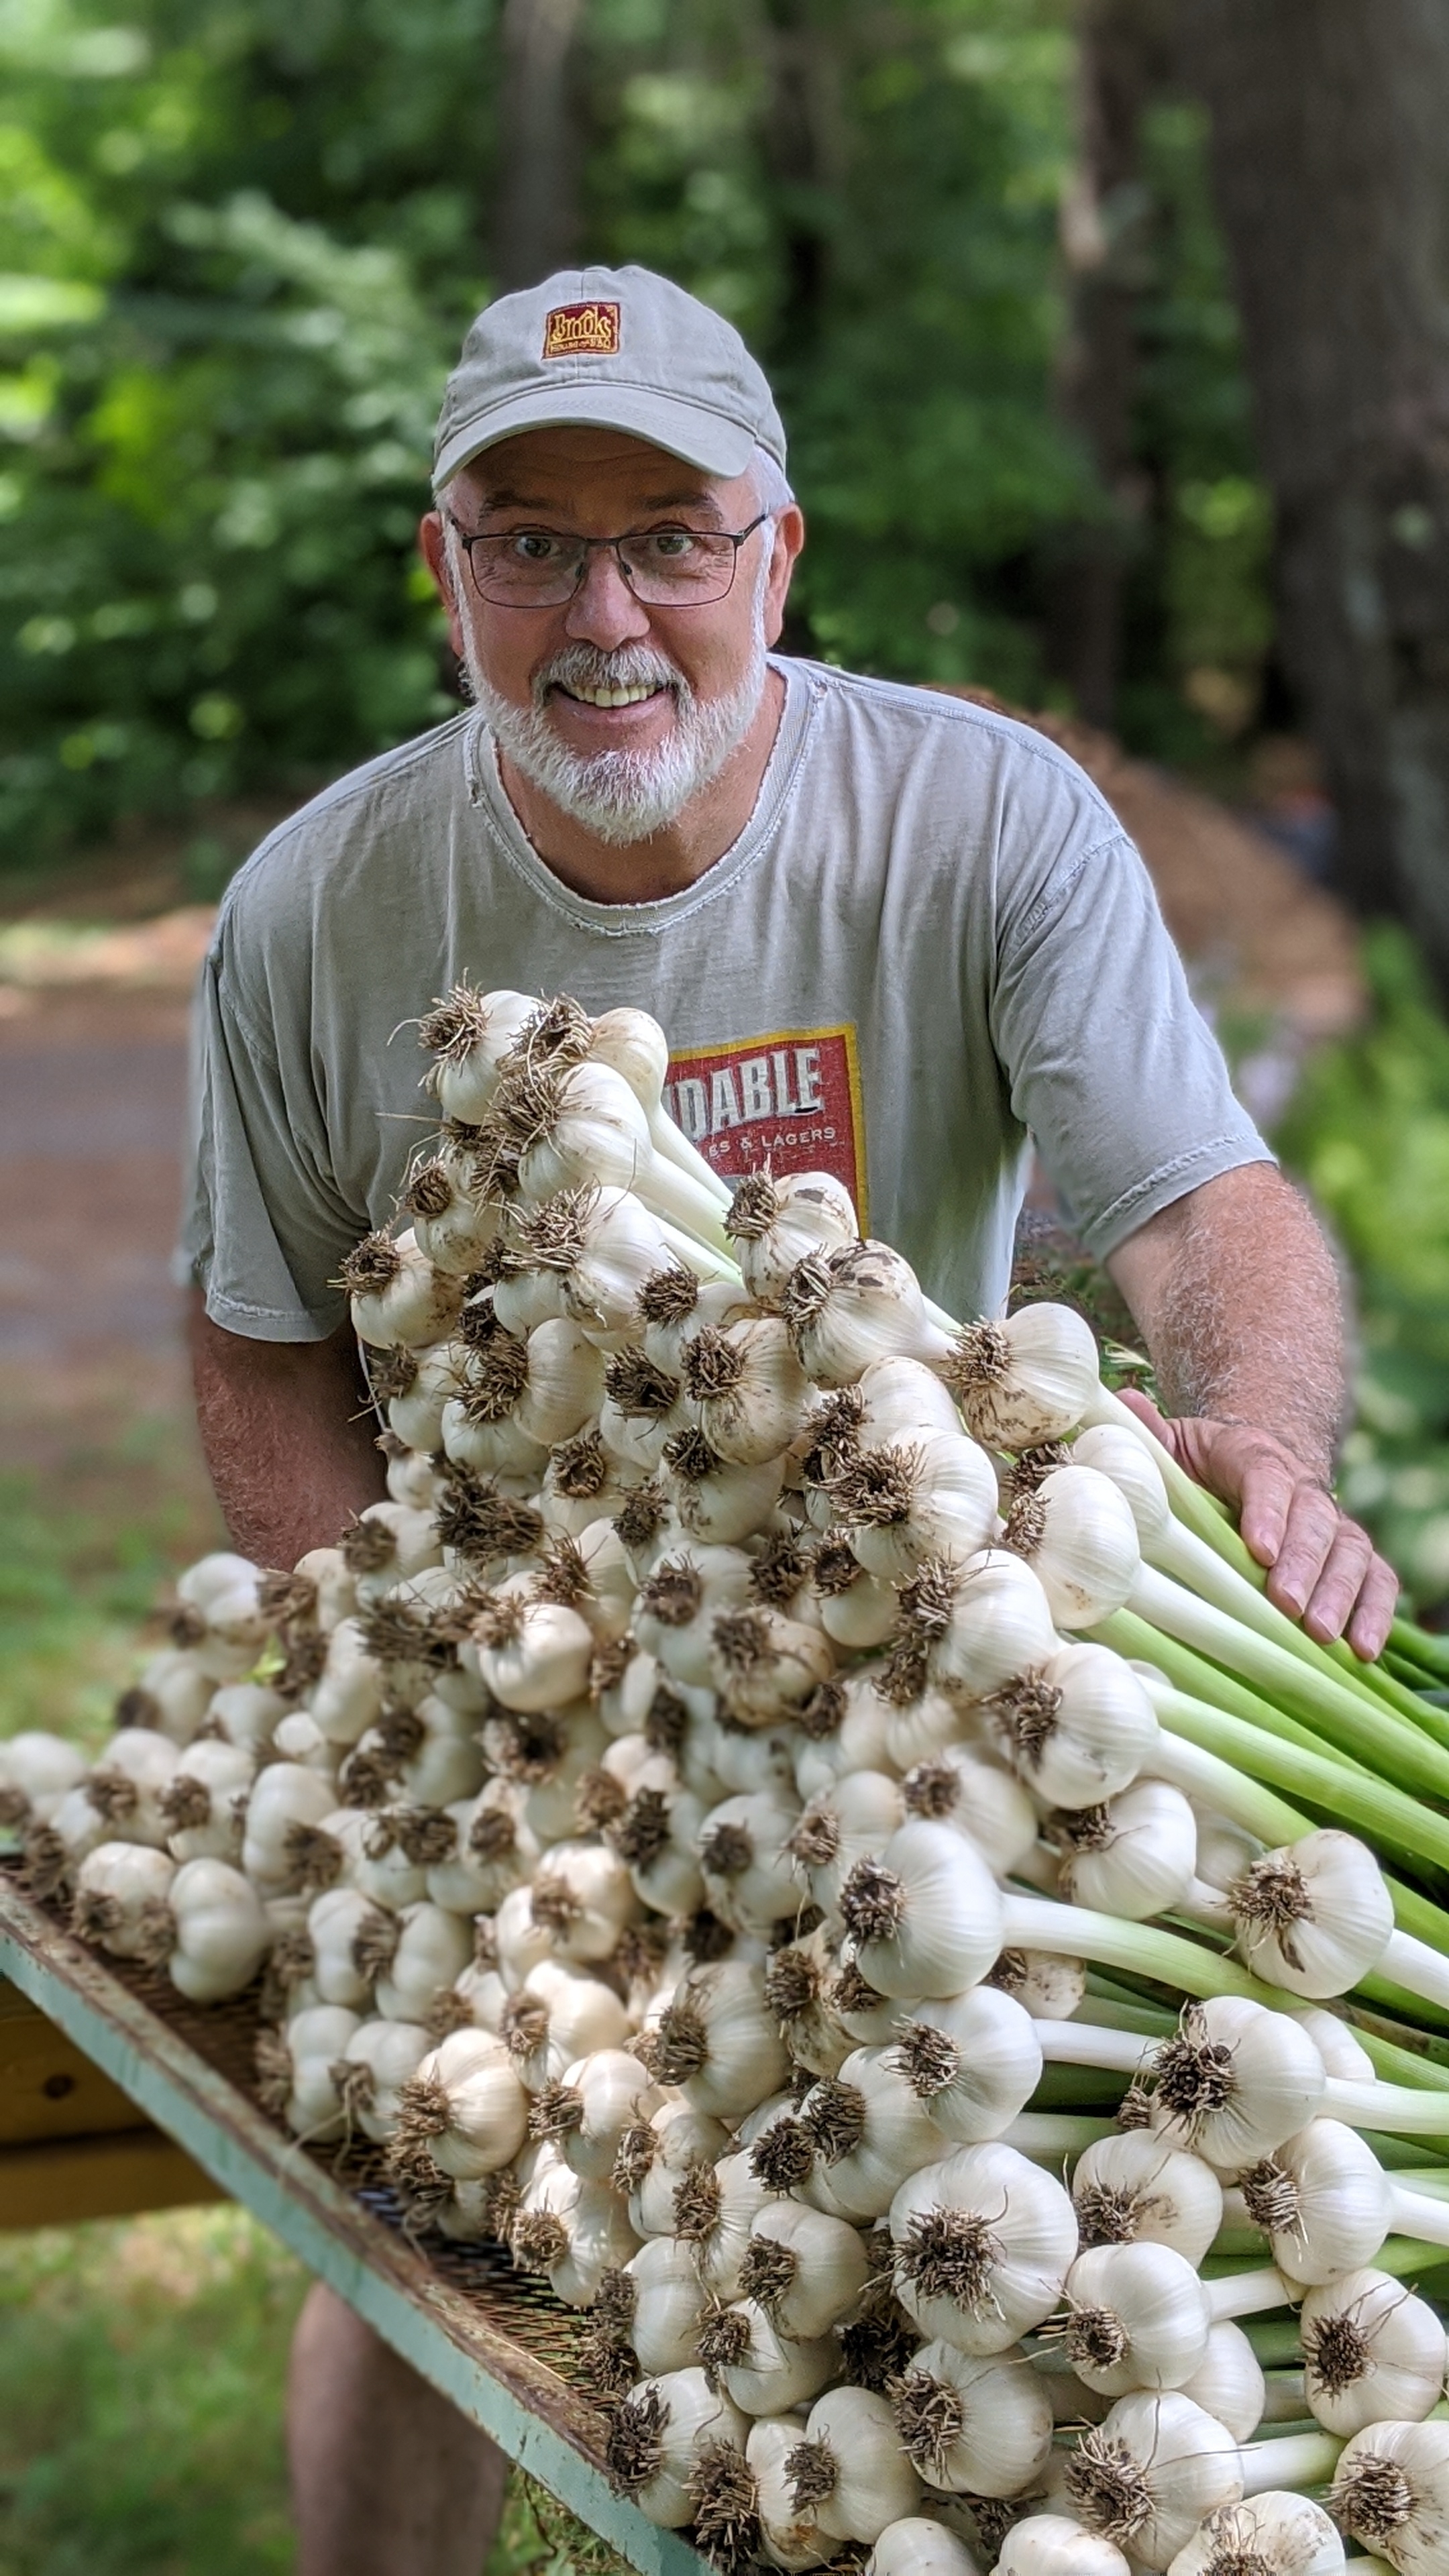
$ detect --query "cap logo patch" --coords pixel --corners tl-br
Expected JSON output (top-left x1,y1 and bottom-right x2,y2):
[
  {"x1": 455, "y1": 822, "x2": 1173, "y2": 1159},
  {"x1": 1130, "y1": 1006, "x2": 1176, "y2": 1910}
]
[{"x1": 543, "y1": 301, "x2": 621, "y2": 360}]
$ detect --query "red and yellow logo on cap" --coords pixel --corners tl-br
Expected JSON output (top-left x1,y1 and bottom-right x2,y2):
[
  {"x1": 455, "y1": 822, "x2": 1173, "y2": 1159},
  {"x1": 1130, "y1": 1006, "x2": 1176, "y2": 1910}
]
[{"x1": 542, "y1": 301, "x2": 621, "y2": 360}]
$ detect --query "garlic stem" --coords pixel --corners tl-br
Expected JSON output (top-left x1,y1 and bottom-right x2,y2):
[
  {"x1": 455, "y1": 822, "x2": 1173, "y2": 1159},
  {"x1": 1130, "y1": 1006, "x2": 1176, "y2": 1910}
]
[
  {"x1": 999, "y1": 1892, "x2": 1283, "y2": 2004},
  {"x1": 653, "y1": 1215, "x2": 743, "y2": 1285},
  {"x1": 1236, "y1": 2428, "x2": 1342, "y2": 2496}
]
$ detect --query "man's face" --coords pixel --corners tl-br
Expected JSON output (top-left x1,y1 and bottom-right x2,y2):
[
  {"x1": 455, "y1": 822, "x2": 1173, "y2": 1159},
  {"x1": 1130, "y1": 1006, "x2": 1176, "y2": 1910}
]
[{"x1": 419, "y1": 427, "x2": 802, "y2": 843}]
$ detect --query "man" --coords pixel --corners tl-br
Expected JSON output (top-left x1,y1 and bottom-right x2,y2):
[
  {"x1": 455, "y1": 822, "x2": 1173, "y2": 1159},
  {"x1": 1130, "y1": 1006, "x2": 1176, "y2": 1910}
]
[{"x1": 182, "y1": 264, "x2": 1397, "y2": 2574}]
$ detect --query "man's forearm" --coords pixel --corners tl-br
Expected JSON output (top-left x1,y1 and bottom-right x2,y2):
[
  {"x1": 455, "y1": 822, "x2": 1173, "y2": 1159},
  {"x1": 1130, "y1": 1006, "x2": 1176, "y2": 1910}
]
[
  {"x1": 188, "y1": 1291, "x2": 387, "y2": 1569},
  {"x1": 1107, "y1": 1163, "x2": 1346, "y2": 1484}
]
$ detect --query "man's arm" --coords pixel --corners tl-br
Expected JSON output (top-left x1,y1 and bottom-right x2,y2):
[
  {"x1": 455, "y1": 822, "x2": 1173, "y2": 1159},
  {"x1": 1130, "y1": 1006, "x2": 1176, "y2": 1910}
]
[
  {"x1": 1106, "y1": 1162, "x2": 1398, "y2": 1658},
  {"x1": 188, "y1": 1291, "x2": 386, "y2": 1570}
]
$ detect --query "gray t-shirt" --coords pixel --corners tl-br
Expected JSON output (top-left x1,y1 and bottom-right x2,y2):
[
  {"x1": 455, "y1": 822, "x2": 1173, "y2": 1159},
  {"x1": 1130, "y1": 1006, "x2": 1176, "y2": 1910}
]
[{"x1": 181, "y1": 656, "x2": 1269, "y2": 1342}]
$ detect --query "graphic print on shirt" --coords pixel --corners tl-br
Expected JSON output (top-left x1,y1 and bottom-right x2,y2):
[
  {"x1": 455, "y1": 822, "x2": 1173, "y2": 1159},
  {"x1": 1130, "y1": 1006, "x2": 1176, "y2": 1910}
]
[{"x1": 663, "y1": 1023, "x2": 868, "y2": 1228}]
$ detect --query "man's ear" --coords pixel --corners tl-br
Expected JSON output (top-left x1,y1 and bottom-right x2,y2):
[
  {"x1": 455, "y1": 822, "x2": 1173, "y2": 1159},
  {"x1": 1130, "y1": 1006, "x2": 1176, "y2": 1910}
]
[
  {"x1": 419, "y1": 511, "x2": 467, "y2": 661},
  {"x1": 763, "y1": 504, "x2": 806, "y2": 650}
]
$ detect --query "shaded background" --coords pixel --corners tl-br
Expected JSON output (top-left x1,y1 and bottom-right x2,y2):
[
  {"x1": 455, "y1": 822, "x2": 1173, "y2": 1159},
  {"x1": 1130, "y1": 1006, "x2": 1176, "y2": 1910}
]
[{"x1": 7, "y1": 0, "x2": 1449, "y2": 2567}]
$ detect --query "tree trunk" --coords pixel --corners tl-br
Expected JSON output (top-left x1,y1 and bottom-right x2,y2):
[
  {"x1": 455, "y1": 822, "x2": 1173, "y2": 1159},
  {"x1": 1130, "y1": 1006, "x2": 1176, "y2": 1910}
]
[
  {"x1": 492, "y1": 0, "x2": 587, "y2": 293},
  {"x1": 1179, "y1": 0, "x2": 1449, "y2": 978},
  {"x1": 1047, "y1": 0, "x2": 1172, "y2": 730}
]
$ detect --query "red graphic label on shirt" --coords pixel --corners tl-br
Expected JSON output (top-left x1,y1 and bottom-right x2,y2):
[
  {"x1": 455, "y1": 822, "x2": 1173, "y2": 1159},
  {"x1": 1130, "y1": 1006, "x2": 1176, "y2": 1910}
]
[{"x1": 664, "y1": 1024, "x2": 868, "y2": 1230}]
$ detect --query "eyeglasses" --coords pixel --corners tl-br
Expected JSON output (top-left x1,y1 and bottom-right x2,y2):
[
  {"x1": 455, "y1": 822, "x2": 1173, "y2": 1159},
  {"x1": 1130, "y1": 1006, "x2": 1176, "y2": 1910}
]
[{"x1": 445, "y1": 511, "x2": 770, "y2": 608}]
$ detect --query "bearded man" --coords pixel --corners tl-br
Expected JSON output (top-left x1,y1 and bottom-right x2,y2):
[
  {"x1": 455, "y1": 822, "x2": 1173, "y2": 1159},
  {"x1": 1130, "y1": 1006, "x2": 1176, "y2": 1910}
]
[{"x1": 181, "y1": 265, "x2": 1396, "y2": 2575}]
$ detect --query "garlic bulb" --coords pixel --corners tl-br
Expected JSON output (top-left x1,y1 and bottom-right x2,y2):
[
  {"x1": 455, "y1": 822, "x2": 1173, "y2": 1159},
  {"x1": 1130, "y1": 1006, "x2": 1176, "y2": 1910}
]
[
  {"x1": 708, "y1": 1607, "x2": 835, "y2": 1728},
  {"x1": 759, "y1": 1927, "x2": 857, "y2": 2079},
  {"x1": 509, "y1": 2155, "x2": 641, "y2": 2308},
  {"x1": 1227, "y1": 1829, "x2": 1395, "y2": 2000},
  {"x1": 646, "y1": 1958, "x2": 790, "y2": 2120},
  {"x1": 1300, "y1": 2269, "x2": 1449, "y2": 2436},
  {"x1": 1000, "y1": 1462, "x2": 1140, "y2": 1627},
  {"x1": 682, "y1": 1317, "x2": 810, "y2": 1465},
  {"x1": 898, "y1": 1749, "x2": 1039, "y2": 1878},
  {"x1": 0, "y1": 1728, "x2": 87, "y2": 1830},
  {"x1": 255, "y1": 2002, "x2": 362, "y2": 2140},
  {"x1": 920, "y1": 1551, "x2": 1059, "y2": 1705},
  {"x1": 835, "y1": 1432, "x2": 999, "y2": 1585},
  {"x1": 745, "y1": 2414, "x2": 835, "y2": 2571},
  {"x1": 1055, "y1": 1778, "x2": 1199, "y2": 1920},
  {"x1": 370, "y1": 1901, "x2": 472, "y2": 2023},
  {"x1": 1060, "y1": 2239, "x2": 1249, "y2": 2397},
  {"x1": 604, "y1": 2368, "x2": 748, "y2": 2529},
  {"x1": 420, "y1": 982, "x2": 539, "y2": 1122},
  {"x1": 399, "y1": 1150, "x2": 499, "y2": 1279},
  {"x1": 838, "y1": 1817, "x2": 1003, "y2": 1998},
  {"x1": 890, "y1": 2140, "x2": 1078, "y2": 2354},
  {"x1": 702, "y1": 2299, "x2": 838, "y2": 2417},
  {"x1": 498, "y1": 1960, "x2": 630, "y2": 2092},
  {"x1": 305, "y1": 1886, "x2": 378, "y2": 2010},
  {"x1": 160, "y1": 1737, "x2": 255, "y2": 1864},
  {"x1": 784, "y1": 2385, "x2": 924, "y2": 2544},
  {"x1": 1240, "y1": 2119, "x2": 1397, "y2": 2285},
  {"x1": 663, "y1": 2151, "x2": 769, "y2": 2299},
  {"x1": 334, "y1": 2017, "x2": 432, "y2": 2141},
  {"x1": 793, "y1": 2047, "x2": 942, "y2": 2221},
  {"x1": 1071, "y1": 2131, "x2": 1224, "y2": 2266},
  {"x1": 1330, "y1": 2416, "x2": 1449, "y2": 2572},
  {"x1": 737, "y1": 2198, "x2": 870, "y2": 2339},
  {"x1": 470, "y1": 1593, "x2": 594, "y2": 1713},
  {"x1": 1148, "y1": 1999, "x2": 1326, "y2": 2171},
  {"x1": 623, "y1": 2100, "x2": 731, "y2": 2237},
  {"x1": 894, "y1": 2338, "x2": 1055, "y2": 2496},
  {"x1": 784, "y1": 1239, "x2": 954, "y2": 1387},
  {"x1": 891, "y1": 1985, "x2": 1044, "y2": 2145},
  {"x1": 790, "y1": 1770, "x2": 905, "y2": 1930},
  {"x1": 635, "y1": 1546, "x2": 754, "y2": 1688},
  {"x1": 665, "y1": 1432, "x2": 785, "y2": 1546},
  {"x1": 617, "y1": 2237, "x2": 710, "y2": 2376},
  {"x1": 118, "y1": 1649, "x2": 214, "y2": 1744},
  {"x1": 309, "y1": 1620, "x2": 386, "y2": 1747},
  {"x1": 528, "y1": 1839, "x2": 638, "y2": 1964},
  {"x1": 726, "y1": 1167, "x2": 859, "y2": 1307},
  {"x1": 513, "y1": 1185, "x2": 672, "y2": 1345},
  {"x1": 531, "y1": 2048, "x2": 659, "y2": 2183},
  {"x1": 1065, "y1": 2392, "x2": 1243, "y2": 2567},
  {"x1": 83, "y1": 1727, "x2": 181, "y2": 1848},
  {"x1": 945, "y1": 1302, "x2": 1102, "y2": 1450},
  {"x1": 391, "y1": 2027, "x2": 530, "y2": 2181},
  {"x1": 163, "y1": 1857, "x2": 271, "y2": 2001},
  {"x1": 425, "y1": 1783, "x2": 540, "y2": 1917},
  {"x1": 866, "y1": 2518, "x2": 985, "y2": 2576},
  {"x1": 1167, "y1": 2492, "x2": 1348, "y2": 2576},
  {"x1": 341, "y1": 1231, "x2": 462, "y2": 1350},
  {"x1": 985, "y1": 1642, "x2": 1159, "y2": 1810},
  {"x1": 995, "y1": 2516, "x2": 1130, "y2": 2576},
  {"x1": 240, "y1": 1761, "x2": 339, "y2": 1894},
  {"x1": 72, "y1": 1839, "x2": 176, "y2": 1961},
  {"x1": 1181, "y1": 2320, "x2": 1268, "y2": 2443}
]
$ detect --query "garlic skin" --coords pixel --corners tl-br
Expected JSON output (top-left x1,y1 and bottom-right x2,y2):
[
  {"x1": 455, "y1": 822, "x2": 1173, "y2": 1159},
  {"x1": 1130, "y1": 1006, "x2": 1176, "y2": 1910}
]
[
  {"x1": 1300, "y1": 2268, "x2": 1449, "y2": 2436},
  {"x1": 83, "y1": 1727, "x2": 182, "y2": 1849},
  {"x1": 995, "y1": 2516, "x2": 1131, "y2": 2576},
  {"x1": 336, "y1": 2017, "x2": 433, "y2": 2143},
  {"x1": 727, "y1": 1167, "x2": 859, "y2": 1307},
  {"x1": 371, "y1": 1902, "x2": 472, "y2": 2024},
  {"x1": 946, "y1": 1301, "x2": 1102, "y2": 1449},
  {"x1": 500, "y1": 1960, "x2": 630, "y2": 2092},
  {"x1": 0, "y1": 1728, "x2": 88, "y2": 1829},
  {"x1": 865, "y1": 2518, "x2": 984, "y2": 2576},
  {"x1": 890, "y1": 2140, "x2": 1079, "y2": 2355},
  {"x1": 839, "y1": 1816, "x2": 1003, "y2": 1999},
  {"x1": 712, "y1": 2300, "x2": 839, "y2": 2417},
  {"x1": 838, "y1": 1432, "x2": 1000, "y2": 1585},
  {"x1": 343, "y1": 1232, "x2": 463, "y2": 1351},
  {"x1": 240, "y1": 1762, "x2": 338, "y2": 1894},
  {"x1": 1229, "y1": 1829, "x2": 1395, "y2": 2000},
  {"x1": 895, "y1": 2338, "x2": 1055, "y2": 2498},
  {"x1": 260, "y1": 2003, "x2": 362, "y2": 2139},
  {"x1": 1065, "y1": 2392, "x2": 1242, "y2": 2568},
  {"x1": 1166, "y1": 2492, "x2": 1348, "y2": 2576},
  {"x1": 396, "y1": 2028, "x2": 530, "y2": 2180},
  {"x1": 123, "y1": 1649, "x2": 215, "y2": 1746},
  {"x1": 739, "y1": 2198, "x2": 870, "y2": 2340},
  {"x1": 72, "y1": 1841, "x2": 177, "y2": 1960},
  {"x1": 423, "y1": 983, "x2": 539, "y2": 1122},
  {"x1": 986, "y1": 1642, "x2": 1159, "y2": 1810},
  {"x1": 309, "y1": 1620, "x2": 386, "y2": 1748},
  {"x1": 1002, "y1": 1462, "x2": 1141, "y2": 1628},
  {"x1": 1180, "y1": 2320, "x2": 1267, "y2": 2443},
  {"x1": 747, "y1": 2414, "x2": 835, "y2": 2571},
  {"x1": 1148, "y1": 1997, "x2": 1327, "y2": 2173},
  {"x1": 683, "y1": 1317, "x2": 811, "y2": 1465},
  {"x1": 1330, "y1": 2416, "x2": 1449, "y2": 2574},
  {"x1": 1071, "y1": 2131, "x2": 1224, "y2": 2267},
  {"x1": 788, "y1": 2384, "x2": 924, "y2": 2544},
  {"x1": 1240, "y1": 2118, "x2": 1395, "y2": 2286},
  {"x1": 924, "y1": 1552, "x2": 1059, "y2": 1704},
  {"x1": 621, "y1": 2235, "x2": 710, "y2": 2375},
  {"x1": 542, "y1": 2049, "x2": 659, "y2": 2183},
  {"x1": 604, "y1": 2367, "x2": 749, "y2": 2528},
  {"x1": 1061, "y1": 2239, "x2": 1219, "y2": 2396},
  {"x1": 1055, "y1": 1778, "x2": 1199, "y2": 1920},
  {"x1": 649, "y1": 1958, "x2": 790, "y2": 2121},
  {"x1": 472, "y1": 1596, "x2": 594, "y2": 1713},
  {"x1": 166, "y1": 1857, "x2": 271, "y2": 2001},
  {"x1": 426, "y1": 1784, "x2": 539, "y2": 1917},
  {"x1": 892, "y1": 1986, "x2": 1044, "y2": 2147},
  {"x1": 161, "y1": 1738, "x2": 255, "y2": 1864}
]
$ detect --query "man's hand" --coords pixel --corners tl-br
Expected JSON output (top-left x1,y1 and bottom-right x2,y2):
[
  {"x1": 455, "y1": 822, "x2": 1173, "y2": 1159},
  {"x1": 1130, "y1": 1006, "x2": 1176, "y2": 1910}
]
[{"x1": 1116, "y1": 1386, "x2": 1398, "y2": 1660}]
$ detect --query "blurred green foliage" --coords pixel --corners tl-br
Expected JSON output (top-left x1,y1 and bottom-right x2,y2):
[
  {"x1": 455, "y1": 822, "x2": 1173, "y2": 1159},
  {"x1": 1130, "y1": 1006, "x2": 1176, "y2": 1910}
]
[
  {"x1": 1275, "y1": 928, "x2": 1449, "y2": 1614},
  {"x1": 0, "y1": 0, "x2": 1274, "y2": 863}
]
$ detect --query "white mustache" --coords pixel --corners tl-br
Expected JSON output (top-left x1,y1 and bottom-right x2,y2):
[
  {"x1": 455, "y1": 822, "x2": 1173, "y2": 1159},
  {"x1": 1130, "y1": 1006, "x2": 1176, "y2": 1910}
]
[{"x1": 533, "y1": 643, "x2": 684, "y2": 706}]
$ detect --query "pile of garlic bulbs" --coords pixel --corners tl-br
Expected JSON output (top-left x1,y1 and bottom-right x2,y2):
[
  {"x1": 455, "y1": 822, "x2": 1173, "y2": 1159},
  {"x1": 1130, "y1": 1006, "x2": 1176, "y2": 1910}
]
[{"x1": 10, "y1": 983, "x2": 1449, "y2": 2576}]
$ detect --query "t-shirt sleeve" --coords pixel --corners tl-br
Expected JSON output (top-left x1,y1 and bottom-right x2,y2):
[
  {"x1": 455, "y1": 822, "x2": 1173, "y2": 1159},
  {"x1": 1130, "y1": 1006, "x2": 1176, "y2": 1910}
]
[
  {"x1": 180, "y1": 930, "x2": 362, "y2": 1343},
  {"x1": 989, "y1": 812, "x2": 1273, "y2": 1257}
]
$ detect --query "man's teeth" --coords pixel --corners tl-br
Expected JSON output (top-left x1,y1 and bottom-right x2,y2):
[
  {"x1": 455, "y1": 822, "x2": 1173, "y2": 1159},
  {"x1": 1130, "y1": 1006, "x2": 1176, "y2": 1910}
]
[{"x1": 561, "y1": 682, "x2": 661, "y2": 708}]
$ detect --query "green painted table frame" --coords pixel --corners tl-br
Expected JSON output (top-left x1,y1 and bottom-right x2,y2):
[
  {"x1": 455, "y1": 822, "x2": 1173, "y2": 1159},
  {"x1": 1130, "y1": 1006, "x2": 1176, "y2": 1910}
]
[{"x1": 0, "y1": 1872, "x2": 706, "y2": 2576}]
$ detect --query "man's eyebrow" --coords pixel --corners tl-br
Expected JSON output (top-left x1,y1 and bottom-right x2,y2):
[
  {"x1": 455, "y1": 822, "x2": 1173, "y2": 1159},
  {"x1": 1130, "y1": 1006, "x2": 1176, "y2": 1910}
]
[{"x1": 472, "y1": 486, "x2": 729, "y2": 524}]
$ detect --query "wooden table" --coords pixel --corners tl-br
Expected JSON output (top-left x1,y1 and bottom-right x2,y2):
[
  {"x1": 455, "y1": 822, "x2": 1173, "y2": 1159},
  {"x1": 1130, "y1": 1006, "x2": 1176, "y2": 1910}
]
[{"x1": 0, "y1": 1865, "x2": 706, "y2": 2576}]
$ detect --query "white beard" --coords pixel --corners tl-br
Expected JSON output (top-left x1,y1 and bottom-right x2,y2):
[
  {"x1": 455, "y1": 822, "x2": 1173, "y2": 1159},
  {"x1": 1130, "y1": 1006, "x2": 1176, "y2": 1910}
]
[{"x1": 458, "y1": 566, "x2": 771, "y2": 849}]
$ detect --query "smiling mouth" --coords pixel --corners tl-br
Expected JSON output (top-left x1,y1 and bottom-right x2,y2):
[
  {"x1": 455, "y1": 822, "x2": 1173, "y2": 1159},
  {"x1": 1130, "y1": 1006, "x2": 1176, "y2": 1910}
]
[{"x1": 553, "y1": 680, "x2": 671, "y2": 709}]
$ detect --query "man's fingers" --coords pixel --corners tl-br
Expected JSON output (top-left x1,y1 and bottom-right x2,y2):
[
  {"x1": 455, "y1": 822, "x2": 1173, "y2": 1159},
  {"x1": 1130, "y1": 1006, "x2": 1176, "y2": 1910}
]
[
  {"x1": 1346, "y1": 1553, "x2": 1401, "y2": 1662},
  {"x1": 1299, "y1": 1517, "x2": 1376, "y2": 1645},
  {"x1": 1235, "y1": 1450, "x2": 1301, "y2": 1569},
  {"x1": 1116, "y1": 1387, "x2": 1174, "y2": 1448},
  {"x1": 1259, "y1": 1481, "x2": 1343, "y2": 1614}
]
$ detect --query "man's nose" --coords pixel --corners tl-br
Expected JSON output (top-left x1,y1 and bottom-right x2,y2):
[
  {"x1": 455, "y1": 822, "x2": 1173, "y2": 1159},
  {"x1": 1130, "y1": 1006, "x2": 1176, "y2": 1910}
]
[{"x1": 564, "y1": 545, "x2": 653, "y2": 649}]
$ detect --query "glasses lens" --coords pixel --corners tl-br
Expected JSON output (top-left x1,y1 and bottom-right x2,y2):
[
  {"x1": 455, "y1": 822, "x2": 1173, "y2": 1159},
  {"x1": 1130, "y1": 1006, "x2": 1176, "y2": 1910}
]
[
  {"x1": 616, "y1": 531, "x2": 738, "y2": 604},
  {"x1": 468, "y1": 531, "x2": 583, "y2": 606}
]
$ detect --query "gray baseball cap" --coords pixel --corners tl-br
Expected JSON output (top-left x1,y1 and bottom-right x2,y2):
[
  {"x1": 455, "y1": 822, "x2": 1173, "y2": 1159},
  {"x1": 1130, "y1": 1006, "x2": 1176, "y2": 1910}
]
[{"x1": 431, "y1": 263, "x2": 787, "y2": 494}]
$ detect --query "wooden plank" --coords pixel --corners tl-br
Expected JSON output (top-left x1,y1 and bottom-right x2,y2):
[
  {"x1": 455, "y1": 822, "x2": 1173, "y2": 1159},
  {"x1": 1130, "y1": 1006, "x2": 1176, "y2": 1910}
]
[
  {"x1": 0, "y1": 1874, "x2": 707, "y2": 2576},
  {"x1": 0, "y1": 1974, "x2": 156, "y2": 2143},
  {"x1": 0, "y1": 2126, "x2": 226, "y2": 2229}
]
